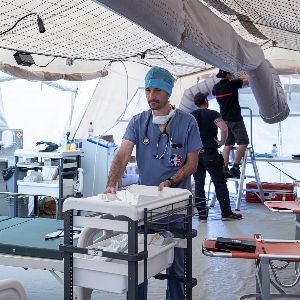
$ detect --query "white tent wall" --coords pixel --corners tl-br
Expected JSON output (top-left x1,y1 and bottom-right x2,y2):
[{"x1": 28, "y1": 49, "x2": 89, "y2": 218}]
[
  {"x1": 208, "y1": 75, "x2": 300, "y2": 184},
  {"x1": 71, "y1": 59, "x2": 300, "y2": 186},
  {"x1": 0, "y1": 88, "x2": 8, "y2": 129},
  {"x1": 71, "y1": 61, "x2": 150, "y2": 144},
  {"x1": 71, "y1": 62, "x2": 208, "y2": 145},
  {"x1": 1, "y1": 80, "x2": 72, "y2": 148},
  {"x1": 0, "y1": 79, "x2": 97, "y2": 149}
]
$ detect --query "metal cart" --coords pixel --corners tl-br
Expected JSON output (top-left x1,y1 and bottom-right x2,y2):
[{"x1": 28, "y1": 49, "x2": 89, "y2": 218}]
[{"x1": 60, "y1": 188, "x2": 197, "y2": 299}]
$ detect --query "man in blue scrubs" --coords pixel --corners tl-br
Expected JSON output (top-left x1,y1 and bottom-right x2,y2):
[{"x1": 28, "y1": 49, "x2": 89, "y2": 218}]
[{"x1": 105, "y1": 66, "x2": 202, "y2": 299}]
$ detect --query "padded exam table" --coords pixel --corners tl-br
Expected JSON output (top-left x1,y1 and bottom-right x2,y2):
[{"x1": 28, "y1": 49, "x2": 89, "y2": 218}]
[{"x1": 0, "y1": 216, "x2": 64, "y2": 272}]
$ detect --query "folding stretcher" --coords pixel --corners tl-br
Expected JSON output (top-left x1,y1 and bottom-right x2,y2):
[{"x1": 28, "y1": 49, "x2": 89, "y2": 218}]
[
  {"x1": 202, "y1": 237, "x2": 300, "y2": 300},
  {"x1": 264, "y1": 201, "x2": 300, "y2": 240},
  {"x1": 264, "y1": 201, "x2": 300, "y2": 214}
]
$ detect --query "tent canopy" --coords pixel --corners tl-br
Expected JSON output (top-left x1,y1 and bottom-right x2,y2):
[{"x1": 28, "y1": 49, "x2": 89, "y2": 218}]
[
  {"x1": 1, "y1": 0, "x2": 299, "y2": 147},
  {"x1": 0, "y1": 0, "x2": 299, "y2": 76}
]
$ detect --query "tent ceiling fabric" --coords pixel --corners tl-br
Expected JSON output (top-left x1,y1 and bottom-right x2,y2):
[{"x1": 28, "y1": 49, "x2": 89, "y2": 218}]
[
  {"x1": 1, "y1": 0, "x2": 299, "y2": 76},
  {"x1": 94, "y1": 0, "x2": 289, "y2": 123},
  {"x1": 202, "y1": 0, "x2": 300, "y2": 53},
  {"x1": 0, "y1": 0, "x2": 209, "y2": 76},
  {"x1": 0, "y1": 0, "x2": 296, "y2": 124}
]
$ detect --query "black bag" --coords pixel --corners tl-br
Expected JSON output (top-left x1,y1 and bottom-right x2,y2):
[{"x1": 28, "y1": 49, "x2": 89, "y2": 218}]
[
  {"x1": 215, "y1": 237, "x2": 256, "y2": 253},
  {"x1": 36, "y1": 141, "x2": 58, "y2": 152},
  {"x1": 2, "y1": 166, "x2": 15, "y2": 181}
]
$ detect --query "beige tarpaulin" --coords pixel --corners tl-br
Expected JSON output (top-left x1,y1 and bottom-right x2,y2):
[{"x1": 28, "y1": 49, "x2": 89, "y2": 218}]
[
  {"x1": 0, "y1": 62, "x2": 108, "y2": 81},
  {"x1": 95, "y1": 0, "x2": 289, "y2": 123}
]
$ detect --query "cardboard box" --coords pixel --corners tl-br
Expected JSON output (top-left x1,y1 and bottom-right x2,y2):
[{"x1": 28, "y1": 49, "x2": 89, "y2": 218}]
[
  {"x1": 150, "y1": 231, "x2": 174, "y2": 246},
  {"x1": 246, "y1": 182, "x2": 295, "y2": 203}
]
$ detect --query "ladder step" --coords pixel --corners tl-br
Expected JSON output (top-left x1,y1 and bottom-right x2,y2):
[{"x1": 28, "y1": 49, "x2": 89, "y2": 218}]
[
  {"x1": 227, "y1": 178, "x2": 241, "y2": 182},
  {"x1": 227, "y1": 145, "x2": 263, "y2": 211}
]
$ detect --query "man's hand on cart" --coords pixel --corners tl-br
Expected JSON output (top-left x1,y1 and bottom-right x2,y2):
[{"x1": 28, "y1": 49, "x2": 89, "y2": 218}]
[{"x1": 104, "y1": 186, "x2": 116, "y2": 194}]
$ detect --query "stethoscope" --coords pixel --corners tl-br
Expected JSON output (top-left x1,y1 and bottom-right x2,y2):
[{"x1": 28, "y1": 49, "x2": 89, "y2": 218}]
[{"x1": 142, "y1": 112, "x2": 173, "y2": 160}]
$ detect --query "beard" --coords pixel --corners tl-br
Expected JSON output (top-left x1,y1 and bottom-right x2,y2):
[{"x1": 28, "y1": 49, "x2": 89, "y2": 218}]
[{"x1": 148, "y1": 100, "x2": 161, "y2": 110}]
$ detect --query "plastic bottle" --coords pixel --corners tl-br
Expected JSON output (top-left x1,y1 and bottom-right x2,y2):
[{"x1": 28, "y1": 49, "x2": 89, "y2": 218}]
[
  {"x1": 66, "y1": 139, "x2": 71, "y2": 151},
  {"x1": 70, "y1": 140, "x2": 77, "y2": 150},
  {"x1": 271, "y1": 144, "x2": 278, "y2": 157},
  {"x1": 74, "y1": 168, "x2": 83, "y2": 194},
  {"x1": 88, "y1": 121, "x2": 94, "y2": 138}
]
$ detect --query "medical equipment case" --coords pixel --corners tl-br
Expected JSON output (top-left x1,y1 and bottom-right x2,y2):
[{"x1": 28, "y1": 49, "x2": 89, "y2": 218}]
[{"x1": 246, "y1": 181, "x2": 295, "y2": 202}]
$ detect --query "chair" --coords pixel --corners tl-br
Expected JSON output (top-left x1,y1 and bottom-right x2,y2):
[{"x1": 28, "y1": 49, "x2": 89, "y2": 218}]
[{"x1": 0, "y1": 279, "x2": 27, "y2": 300}]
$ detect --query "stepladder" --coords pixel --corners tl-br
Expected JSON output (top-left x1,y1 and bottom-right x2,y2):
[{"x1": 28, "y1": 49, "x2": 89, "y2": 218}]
[{"x1": 210, "y1": 145, "x2": 265, "y2": 211}]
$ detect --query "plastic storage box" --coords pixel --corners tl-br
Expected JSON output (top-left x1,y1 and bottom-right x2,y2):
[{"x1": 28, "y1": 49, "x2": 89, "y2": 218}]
[
  {"x1": 73, "y1": 234, "x2": 175, "y2": 294},
  {"x1": 6, "y1": 195, "x2": 29, "y2": 218},
  {"x1": 17, "y1": 179, "x2": 74, "y2": 198}
]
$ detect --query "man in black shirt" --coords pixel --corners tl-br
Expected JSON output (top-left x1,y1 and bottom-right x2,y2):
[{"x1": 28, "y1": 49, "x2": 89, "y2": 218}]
[
  {"x1": 212, "y1": 69, "x2": 249, "y2": 178},
  {"x1": 191, "y1": 92, "x2": 242, "y2": 221}
]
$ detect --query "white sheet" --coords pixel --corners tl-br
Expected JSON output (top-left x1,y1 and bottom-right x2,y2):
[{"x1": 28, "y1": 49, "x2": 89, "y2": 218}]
[{"x1": 63, "y1": 185, "x2": 191, "y2": 220}]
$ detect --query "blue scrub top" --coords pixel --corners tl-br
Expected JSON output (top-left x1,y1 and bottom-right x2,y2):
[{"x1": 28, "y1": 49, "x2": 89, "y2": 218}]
[{"x1": 123, "y1": 109, "x2": 202, "y2": 191}]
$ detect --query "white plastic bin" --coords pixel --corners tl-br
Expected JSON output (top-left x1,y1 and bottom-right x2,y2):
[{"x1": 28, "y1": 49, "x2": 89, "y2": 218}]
[
  {"x1": 73, "y1": 234, "x2": 175, "y2": 293},
  {"x1": 6, "y1": 196, "x2": 29, "y2": 218},
  {"x1": 17, "y1": 179, "x2": 74, "y2": 198}
]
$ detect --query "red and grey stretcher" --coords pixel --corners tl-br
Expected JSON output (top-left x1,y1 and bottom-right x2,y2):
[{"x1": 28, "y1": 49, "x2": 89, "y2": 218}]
[
  {"x1": 202, "y1": 237, "x2": 300, "y2": 300},
  {"x1": 264, "y1": 200, "x2": 300, "y2": 214},
  {"x1": 264, "y1": 201, "x2": 300, "y2": 240}
]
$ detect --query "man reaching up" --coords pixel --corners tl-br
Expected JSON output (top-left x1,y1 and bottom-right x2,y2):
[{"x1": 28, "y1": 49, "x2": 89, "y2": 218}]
[{"x1": 212, "y1": 69, "x2": 249, "y2": 178}]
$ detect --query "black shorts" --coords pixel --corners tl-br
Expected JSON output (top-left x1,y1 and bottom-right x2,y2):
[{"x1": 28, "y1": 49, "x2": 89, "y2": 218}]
[{"x1": 225, "y1": 120, "x2": 249, "y2": 146}]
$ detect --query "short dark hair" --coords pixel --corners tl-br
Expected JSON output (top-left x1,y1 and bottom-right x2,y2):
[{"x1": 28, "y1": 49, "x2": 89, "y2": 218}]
[
  {"x1": 216, "y1": 69, "x2": 231, "y2": 78},
  {"x1": 194, "y1": 92, "x2": 209, "y2": 107}
]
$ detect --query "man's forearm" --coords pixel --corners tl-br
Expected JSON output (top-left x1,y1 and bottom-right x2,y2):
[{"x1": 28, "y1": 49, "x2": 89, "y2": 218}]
[
  {"x1": 170, "y1": 162, "x2": 197, "y2": 185},
  {"x1": 106, "y1": 155, "x2": 126, "y2": 188},
  {"x1": 220, "y1": 130, "x2": 227, "y2": 145}
]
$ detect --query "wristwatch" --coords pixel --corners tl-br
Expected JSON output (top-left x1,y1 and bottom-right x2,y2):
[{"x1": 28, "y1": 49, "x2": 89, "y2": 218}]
[{"x1": 167, "y1": 177, "x2": 177, "y2": 188}]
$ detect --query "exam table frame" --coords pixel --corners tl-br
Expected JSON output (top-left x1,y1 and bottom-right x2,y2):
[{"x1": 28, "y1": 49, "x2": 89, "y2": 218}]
[
  {"x1": 61, "y1": 196, "x2": 197, "y2": 300},
  {"x1": 202, "y1": 237, "x2": 300, "y2": 300}
]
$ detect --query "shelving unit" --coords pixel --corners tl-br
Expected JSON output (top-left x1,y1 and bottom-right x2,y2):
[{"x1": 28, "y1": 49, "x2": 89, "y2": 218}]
[
  {"x1": 60, "y1": 187, "x2": 197, "y2": 300},
  {"x1": 14, "y1": 149, "x2": 82, "y2": 219}
]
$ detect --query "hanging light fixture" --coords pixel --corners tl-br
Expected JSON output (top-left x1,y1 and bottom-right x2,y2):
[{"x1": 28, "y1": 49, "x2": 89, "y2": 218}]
[{"x1": 0, "y1": 12, "x2": 46, "y2": 36}]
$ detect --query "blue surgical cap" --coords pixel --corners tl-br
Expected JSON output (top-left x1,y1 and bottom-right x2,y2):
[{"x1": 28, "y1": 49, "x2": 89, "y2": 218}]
[{"x1": 145, "y1": 66, "x2": 175, "y2": 96}]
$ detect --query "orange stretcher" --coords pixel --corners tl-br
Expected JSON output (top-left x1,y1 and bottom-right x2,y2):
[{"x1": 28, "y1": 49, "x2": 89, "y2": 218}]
[
  {"x1": 264, "y1": 201, "x2": 300, "y2": 241},
  {"x1": 202, "y1": 237, "x2": 300, "y2": 300},
  {"x1": 264, "y1": 201, "x2": 300, "y2": 214}
]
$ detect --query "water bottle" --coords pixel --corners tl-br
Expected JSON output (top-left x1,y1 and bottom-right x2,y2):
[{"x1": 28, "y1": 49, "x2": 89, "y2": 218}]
[
  {"x1": 88, "y1": 121, "x2": 94, "y2": 138},
  {"x1": 271, "y1": 144, "x2": 278, "y2": 157}
]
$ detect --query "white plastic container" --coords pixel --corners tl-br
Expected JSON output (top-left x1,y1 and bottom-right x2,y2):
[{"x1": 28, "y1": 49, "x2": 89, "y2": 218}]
[
  {"x1": 6, "y1": 196, "x2": 29, "y2": 218},
  {"x1": 73, "y1": 234, "x2": 175, "y2": 294},
  {"x1": 88, "y1": 121, "x2": 94, "y2": 138},
  {"x1": 271, "y1": 144, "x2": 278, "y2": 157},
  {"x1": 17, "y1": 179, "x2": 74, "y2": 198}
]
